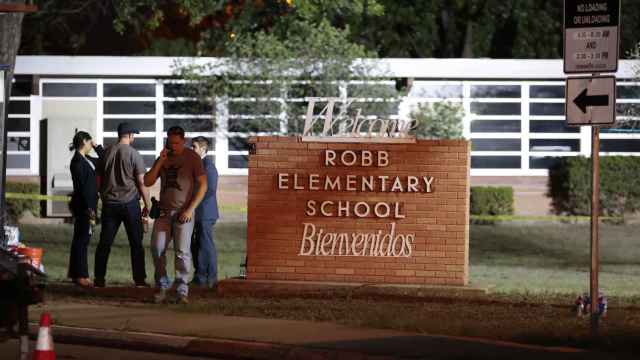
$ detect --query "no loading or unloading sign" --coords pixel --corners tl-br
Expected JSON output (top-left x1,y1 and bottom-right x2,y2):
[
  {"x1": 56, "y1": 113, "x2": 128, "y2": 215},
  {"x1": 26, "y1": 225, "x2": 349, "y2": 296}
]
[
  {"x1": 564, "y1": 0, "x2": 620, "y2": 74},
  {"x1": 565, "y1": 75, "x2": 616, "y2": 126}
]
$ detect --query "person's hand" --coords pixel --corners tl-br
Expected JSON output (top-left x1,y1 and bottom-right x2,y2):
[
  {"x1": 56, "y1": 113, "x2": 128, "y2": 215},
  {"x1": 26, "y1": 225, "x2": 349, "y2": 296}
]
[
  {"x1": 91, "y1": 140, "x2": 97, "y2": 148},
  {"x1": 178, "y1": 208, "x2": 193, "y2": 224},
  {"x1": 87, "y1": 208, "x2": 96, "y2": 220},
  {"x1": 159, "y1": 148, "x2": 169, "y2": 163},
  {"x1": 142, "y1": 206, "x2": 150, "y2": 218}
]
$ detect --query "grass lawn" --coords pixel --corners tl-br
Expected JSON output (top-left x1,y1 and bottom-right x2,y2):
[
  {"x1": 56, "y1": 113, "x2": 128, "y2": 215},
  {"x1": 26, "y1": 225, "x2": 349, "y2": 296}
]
[
  {"x1": 20, "y1": 221, "x2": 640, "y2": 296},
  {"x1": 19, "y1": 222, "x2": 246, "y2": 285}
]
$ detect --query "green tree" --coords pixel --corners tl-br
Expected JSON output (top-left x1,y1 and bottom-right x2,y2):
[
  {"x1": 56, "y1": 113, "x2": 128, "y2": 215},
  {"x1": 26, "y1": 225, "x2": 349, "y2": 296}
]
[
  {"x1": 175, "y1": 14, "x2": 392, "y2": 135},
  {"x1": 410, "y1": 102, "x2": 464, "y2": 140}
]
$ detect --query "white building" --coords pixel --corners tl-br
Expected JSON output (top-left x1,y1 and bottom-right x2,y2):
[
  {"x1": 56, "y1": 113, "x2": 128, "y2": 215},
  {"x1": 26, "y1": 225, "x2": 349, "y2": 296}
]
[{"x1": 7, "y1": 56, "x2": 640, "y2": 215}]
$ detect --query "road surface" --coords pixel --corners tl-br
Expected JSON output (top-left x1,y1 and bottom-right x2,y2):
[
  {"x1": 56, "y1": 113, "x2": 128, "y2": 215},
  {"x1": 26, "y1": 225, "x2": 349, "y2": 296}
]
[{"x1": 1, "y1": 340, "x2": 223, "y2": 360}]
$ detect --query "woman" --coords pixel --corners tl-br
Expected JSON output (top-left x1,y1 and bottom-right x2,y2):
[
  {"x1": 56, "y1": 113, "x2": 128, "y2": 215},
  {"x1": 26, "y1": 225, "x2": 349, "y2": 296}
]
[{"x1": 68, "y1": 131, "x2": 103, "y2": 287}]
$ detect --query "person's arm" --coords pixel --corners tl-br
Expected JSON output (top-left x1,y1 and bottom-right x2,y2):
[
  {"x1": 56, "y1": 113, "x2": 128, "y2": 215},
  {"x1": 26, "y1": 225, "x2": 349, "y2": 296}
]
[
  {"x1": 178, "y1": 174, "x2": 207, "y2": 223},
  {"x1": 204, "y1": 163, "x2": 217, "y2": 199},
  {"x1": 136, "y1": 173, "x2": 151, "y2": 215},
  {"x1": 143, "y1": 149, "x2": 167, "y2": 187},
  {"x1": 92, "y1": 141, "x2": 105, "y2": 158}
]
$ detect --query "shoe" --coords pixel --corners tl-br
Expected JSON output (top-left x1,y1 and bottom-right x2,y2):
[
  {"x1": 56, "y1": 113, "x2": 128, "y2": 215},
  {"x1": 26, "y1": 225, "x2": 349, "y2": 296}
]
[
  {"x1": 153, "y1": 289, "x2": 168, "y2": 304},
  {"x1": 94, "y1": 279, "x2": 106, "y2": 288},
  {"x1": 134, "y1": 281, "x2": 150, "y2": 288},
  {"x1": 72, "y1": 278, "x2": 93, "y2": 287},
  {"x1": 176, "y1": 295, "x2": 189, "y2": 305}
]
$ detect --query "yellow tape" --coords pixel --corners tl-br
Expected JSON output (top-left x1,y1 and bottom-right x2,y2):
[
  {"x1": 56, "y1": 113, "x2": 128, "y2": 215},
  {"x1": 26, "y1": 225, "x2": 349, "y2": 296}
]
[{"x1": 5, "y1": 192, "x2": 69, "y2": 201}]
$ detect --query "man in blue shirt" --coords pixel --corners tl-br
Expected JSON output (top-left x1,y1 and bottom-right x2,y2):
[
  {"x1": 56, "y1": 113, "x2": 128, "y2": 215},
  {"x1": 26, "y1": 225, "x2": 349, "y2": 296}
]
[{"x1": 190, "y1": 136, "x2": 219, "y2": 287}]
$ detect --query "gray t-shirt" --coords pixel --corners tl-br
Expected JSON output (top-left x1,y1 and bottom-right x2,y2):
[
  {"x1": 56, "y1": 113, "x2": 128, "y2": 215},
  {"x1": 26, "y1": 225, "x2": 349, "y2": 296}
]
[
  {"x1": 158, "y1": 148, "x2": 205, "y2": 210},
  {"x1": 100, "y1": 144, "x2": 146, "y2": 204}
]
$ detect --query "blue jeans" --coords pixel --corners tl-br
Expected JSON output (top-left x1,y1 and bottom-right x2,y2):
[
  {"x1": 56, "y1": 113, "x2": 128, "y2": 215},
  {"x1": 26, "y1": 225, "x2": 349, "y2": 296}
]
[
  {"x1": 191, "y1": 219, "x2": 217, "y2": 286},
  {"x1": 151, "y1": 210, "x2": 195, "y2": 296}
]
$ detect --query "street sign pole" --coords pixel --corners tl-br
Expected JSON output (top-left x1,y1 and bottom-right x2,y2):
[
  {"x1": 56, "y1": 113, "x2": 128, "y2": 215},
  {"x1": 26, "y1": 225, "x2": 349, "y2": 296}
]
[
  {"x1": 590, "y1": 125, "x2": 600, "y2": 335},
  {"x1": 564, "y1": 0, "x2": 621, "y2": 337}
]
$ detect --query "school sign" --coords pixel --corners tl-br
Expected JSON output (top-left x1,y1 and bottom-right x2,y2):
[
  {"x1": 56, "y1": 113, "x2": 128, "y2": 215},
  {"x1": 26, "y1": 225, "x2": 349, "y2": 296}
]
[{"x1": 247, "y1": 139, "x2": 470, "y2": 285}]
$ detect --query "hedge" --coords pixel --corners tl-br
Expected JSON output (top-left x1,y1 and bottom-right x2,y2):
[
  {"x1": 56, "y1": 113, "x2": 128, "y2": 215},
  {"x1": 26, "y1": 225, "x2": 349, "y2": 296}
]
[
  {"x1": 548, "y1": 156, "x2": 640, "y2": 220},
  {"x1": 470, "y1": 186, "x2": 514, "y2": 216},
  {"x1": 4, "y1": 182, "x2": 41, "y2": 222}
]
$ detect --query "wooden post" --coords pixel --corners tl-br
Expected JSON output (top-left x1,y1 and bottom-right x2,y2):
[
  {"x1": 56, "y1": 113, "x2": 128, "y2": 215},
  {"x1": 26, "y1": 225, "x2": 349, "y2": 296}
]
[{"x1": 590, "y1": 126, "x2": 600, "y2": 336}]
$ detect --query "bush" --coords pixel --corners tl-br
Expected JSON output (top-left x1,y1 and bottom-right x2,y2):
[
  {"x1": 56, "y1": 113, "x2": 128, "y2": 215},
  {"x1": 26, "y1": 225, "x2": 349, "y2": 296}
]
[
  {"x1": 548, "y1": 156, "x2": 640, "y2": 221},
  {"x1": 470, "y1": 186, "x2": 514, "y2": 216},
  {"x1": 410, "y1": 102, "x2": 464, "y2": 139},
  {"x1": 4, "y1": 182, "x2": 40, "y2": 222}
]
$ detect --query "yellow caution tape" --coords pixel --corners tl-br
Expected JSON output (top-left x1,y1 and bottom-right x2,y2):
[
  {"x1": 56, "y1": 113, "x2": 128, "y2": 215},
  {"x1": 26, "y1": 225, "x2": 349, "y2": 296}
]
[{"x1": 5, "y1": 192, "x2": 70, "y2": 201}]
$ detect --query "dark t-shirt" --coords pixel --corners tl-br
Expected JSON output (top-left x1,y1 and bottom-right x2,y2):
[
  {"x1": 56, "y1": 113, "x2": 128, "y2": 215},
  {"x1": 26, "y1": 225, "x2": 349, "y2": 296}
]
[
  {"x1": 100, "y1": 144, "x2": 146, "y2": 204},
  {"x1": 158, "y1": 148, "x2": 205, "y2": 210}
]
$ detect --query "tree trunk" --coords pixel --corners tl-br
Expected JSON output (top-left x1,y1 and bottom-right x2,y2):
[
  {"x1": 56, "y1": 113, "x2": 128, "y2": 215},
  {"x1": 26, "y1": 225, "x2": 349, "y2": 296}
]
[
  {"x1": 462, "y1": 21, "x2": 474, "y2": 58},
  {"x1": 0, "y1": 0, "x2": 26, "y2": 242},
  {"x1": 0, "y1": 0, "x2": 26, "y2": 84}
]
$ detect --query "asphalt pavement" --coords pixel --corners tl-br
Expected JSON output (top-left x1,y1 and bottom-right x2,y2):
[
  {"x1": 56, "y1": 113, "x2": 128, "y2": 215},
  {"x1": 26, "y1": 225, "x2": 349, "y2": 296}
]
[
  {"x1": 1, "y1": 339, "x2": 222, "y2": 360},
  {"x1": 22, "y1": 301, "x2": 628, "y2": 360}
]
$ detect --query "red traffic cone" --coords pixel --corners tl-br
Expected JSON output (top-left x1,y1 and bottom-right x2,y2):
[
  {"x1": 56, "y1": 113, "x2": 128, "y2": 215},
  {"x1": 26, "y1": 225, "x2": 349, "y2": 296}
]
[{"x1": 33, "y1": 312, "x2": 55, "y2": 360}]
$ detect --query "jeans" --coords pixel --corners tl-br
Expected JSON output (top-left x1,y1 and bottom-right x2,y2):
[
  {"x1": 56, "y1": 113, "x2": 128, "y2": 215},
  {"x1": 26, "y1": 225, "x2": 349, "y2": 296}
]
[
  {"x1": 151, "y1": 210, "x2": 195, "y2": 296},
  {"x1": 68, "y1": 212, "x2": 91, "y2": 279},
  {"x1": 191, "y1": 220, "x2": 217, "y2": 286},
  {"x1": 94, "y1": 199, "x2": 146, "y2": 283}
]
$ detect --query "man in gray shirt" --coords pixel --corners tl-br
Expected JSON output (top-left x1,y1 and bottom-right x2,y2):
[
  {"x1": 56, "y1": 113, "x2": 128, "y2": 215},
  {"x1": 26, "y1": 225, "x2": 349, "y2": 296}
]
[
  {"x1": 94, "y1": 122, "x2": 151, "y2": 287},
  {"x1": 145, "y1": 126, "x2": 207, "y2": 304}
]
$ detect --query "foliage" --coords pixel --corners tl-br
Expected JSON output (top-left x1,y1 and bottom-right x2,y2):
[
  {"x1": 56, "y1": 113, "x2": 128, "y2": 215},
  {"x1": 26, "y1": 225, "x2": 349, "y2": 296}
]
[
  {"x1": 410, "y1": 102, "x2": 464, "y2": 139},
  {"x1": 4, "y1": 182, "x2": 40, "y2": 222},
  {"x1": 174, "y1": 13, "x2": 396, "y2": 135},
  {"x1": 17, "y1": 0, "x2": 640, "y2": 59},
  {"x1": 548, "y1": 156, "x2": 640, "y2": 221},
  {"x1": 470, "y1": 186, "x2": 514, "y2": 216}
]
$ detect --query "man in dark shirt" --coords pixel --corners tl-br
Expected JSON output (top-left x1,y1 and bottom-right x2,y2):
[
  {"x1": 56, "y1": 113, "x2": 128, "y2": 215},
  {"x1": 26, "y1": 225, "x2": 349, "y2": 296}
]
[{"x1": 94, "y1": 122, "x2": 151, "y2": 287}]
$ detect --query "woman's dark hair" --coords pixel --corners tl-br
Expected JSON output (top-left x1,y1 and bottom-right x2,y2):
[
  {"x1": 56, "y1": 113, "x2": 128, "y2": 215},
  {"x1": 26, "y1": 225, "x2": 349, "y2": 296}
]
[{"x1": 69, "y1": 131, "x2": 92, "y2": 151}]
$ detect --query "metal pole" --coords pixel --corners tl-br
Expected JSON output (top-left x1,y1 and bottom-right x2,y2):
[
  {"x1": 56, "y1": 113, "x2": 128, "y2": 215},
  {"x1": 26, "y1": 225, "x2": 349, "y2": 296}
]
[{"x1": 590, "y1": 126, "x2": 600, "y2": 336}]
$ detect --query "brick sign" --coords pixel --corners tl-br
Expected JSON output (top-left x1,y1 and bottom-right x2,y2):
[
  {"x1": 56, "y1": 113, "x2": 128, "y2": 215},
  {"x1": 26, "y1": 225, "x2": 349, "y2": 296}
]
[{"x1": 247, "y1": 136, "x2": 470, "y2": 286}]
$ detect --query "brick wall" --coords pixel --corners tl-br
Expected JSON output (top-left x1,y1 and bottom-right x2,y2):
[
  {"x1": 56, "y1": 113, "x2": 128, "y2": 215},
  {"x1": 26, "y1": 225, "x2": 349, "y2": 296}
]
[{"x1": 247, "y1": 136, "x2": 470, "y2": 286}]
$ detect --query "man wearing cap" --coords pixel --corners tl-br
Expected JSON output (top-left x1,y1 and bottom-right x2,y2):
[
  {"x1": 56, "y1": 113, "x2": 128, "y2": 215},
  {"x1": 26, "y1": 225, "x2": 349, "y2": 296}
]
[{"x1": 94, "y1": 122, "x2": 151, "y2": 287}]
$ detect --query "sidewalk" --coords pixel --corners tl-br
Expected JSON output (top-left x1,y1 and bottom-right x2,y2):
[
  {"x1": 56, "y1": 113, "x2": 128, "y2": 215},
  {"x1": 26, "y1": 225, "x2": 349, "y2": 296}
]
[{"x1": 28, "y1": 301, "x2": 620, "y2": 360}]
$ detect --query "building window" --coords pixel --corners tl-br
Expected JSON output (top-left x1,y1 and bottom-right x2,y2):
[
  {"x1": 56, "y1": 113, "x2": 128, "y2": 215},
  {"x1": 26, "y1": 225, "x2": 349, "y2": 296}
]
[
  {"x1": 104, "y1": 83, "x2": 155, "y2": 97},
  {"x1": 471, "y1": 120, "x2": 520, "y2": 133},
  {"x1": 530, "y1": 139, "x2": 580, "y2": 152},
  {"x1": 43, "y1": 83, "x2": 96, "y2": 97},
  {"x1": 472, "y1": 139, "x2": 521, "y2": 151},
  {"x1": 470, "y1": 85, "x2": 521, "y2": 98},
  {"x1": 471, "y1": 156, "x2": 521, "y2": 169}
]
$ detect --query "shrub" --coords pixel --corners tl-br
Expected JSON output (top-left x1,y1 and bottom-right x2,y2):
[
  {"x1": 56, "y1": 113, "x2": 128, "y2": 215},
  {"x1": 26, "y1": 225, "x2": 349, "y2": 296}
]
[
  {"x1": 4, "y1": 182, "x2": 41, "y2": 222},
  {"x1": 410, "y1": 102, "x2": 464, "y2": 139},
  {"x1": 470, "y1": 186, "x2": 514, "y2": 216},
  {"x1": 548, "y1": 156, "x2": 640, "y2": 220}
]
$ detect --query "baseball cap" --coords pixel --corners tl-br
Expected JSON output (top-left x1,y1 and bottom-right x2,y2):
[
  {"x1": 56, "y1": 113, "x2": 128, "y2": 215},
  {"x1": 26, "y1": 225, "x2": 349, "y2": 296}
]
[{"x1": 117, "y1": 122, "x2": 140, "y2": 136}]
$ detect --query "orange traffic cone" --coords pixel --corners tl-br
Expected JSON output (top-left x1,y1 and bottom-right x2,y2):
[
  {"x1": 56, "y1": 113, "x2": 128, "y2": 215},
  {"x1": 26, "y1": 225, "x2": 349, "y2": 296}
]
[{"x1": 33, "y1": 312, "x2": 55, "y2": 360}]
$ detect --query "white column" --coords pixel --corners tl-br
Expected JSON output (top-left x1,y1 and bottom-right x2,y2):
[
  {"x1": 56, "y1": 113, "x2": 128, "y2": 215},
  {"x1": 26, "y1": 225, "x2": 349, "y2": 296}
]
[
  {"x1": 462, "y1": 82, "x2": 472, "y2": 139},
  {"x1": 30, "y1": 95, "x2": 42, "y2": 175},
  {"x1": 156, "y1": 81, "x2": 164, "y2": 157},
  {"x1": 521, "y1": 84, "x2": 530, "y2": 171},
  {"x1": 96, "y1": 79, "x2": 104, "y2": 144},
  {"x1": 215, "y1": 97, "x2": 229, "y2": 174}
]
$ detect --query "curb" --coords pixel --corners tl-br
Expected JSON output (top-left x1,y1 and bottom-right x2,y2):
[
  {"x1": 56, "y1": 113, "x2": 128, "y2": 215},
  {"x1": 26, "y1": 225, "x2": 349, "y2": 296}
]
[{"x1": 29, "y1": 324, "x2": 395, "y2": 360}]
